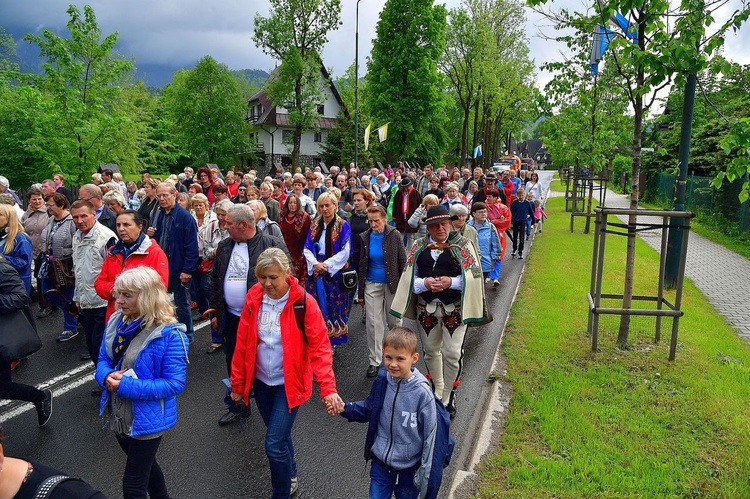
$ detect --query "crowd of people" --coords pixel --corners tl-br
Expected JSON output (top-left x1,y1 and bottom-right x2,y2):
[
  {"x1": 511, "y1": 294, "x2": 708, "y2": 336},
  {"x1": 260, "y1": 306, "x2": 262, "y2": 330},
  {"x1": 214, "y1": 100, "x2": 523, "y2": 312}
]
[{"x1": 0, "y1": 162, "x2": 545, "y2": 498}]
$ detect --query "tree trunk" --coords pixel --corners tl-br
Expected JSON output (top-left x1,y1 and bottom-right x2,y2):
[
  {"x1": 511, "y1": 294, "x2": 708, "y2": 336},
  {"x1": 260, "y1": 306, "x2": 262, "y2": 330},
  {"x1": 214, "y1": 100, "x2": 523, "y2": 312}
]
[
  {"x1": 460, "y1": 105, "x2": 470, "y2": 168},
  {"x1": 617, "y1": 22, "x2": 646, "y2": 346},
  {"x1": 472, "y1": 95, "x2": 481, "y2": 168}
]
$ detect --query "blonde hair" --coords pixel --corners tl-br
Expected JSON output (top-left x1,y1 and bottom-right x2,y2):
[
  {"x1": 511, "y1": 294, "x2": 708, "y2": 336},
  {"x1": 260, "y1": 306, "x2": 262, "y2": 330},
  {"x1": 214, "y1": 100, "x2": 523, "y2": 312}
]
[
  {"x1": 316, "y1": 191, "x2": 337, "y2": 208},
  {"x1": 191, "y1": 193, "x2": 209, "y2": 209},
  {"x1": 114, "y1": 266, "x2": 176, "y2": 328},
  {"x1": 247, "y1": 199, "x2": 268, "y2": 219},
  {"x1": 0, "y1": 204, "x2": 25, "y2": 254},
  {"x1": 423, "y1": 194, "x2": 439, "y2": 207}
]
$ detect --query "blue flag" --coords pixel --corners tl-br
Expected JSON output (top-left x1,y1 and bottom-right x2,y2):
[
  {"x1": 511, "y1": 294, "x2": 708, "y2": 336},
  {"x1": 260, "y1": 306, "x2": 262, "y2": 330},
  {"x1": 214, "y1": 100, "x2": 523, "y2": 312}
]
[
  {"x1": 590, "y1": 25, "x2": 616, "y2": 76},
  {"x1": 473, "y1": 145, "x2": 482, "y2": 158},
  {"x1": 611, "y1": 13, "x2": 638, "y2": 43}
]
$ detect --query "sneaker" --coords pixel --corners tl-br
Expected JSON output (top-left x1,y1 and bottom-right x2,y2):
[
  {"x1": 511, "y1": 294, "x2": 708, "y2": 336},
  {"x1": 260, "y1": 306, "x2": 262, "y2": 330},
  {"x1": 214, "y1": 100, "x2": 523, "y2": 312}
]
[
  {"x1": 517, "y1": 254, "x2": 523, "y2": 259},
  {"x1": 484, "y1": 278, "x2": 491, "y2": 284},
  {"x1": 36, "y1": 307, "x2": 53, "y2": 319},
  {"x1": 493, "y1": 279, "x2": 500, "y2": 288},
  {"x1": 510, "y1": 252, "x2": 516, "y2": 259},
  {"x1": 36, "y1": 389, "x2": 52, "y2": 427},
  {"x1": 56, "y1": 330, "x2": 79, "y2": 342},
  {"x1": 290, "y1": 476, "x2": 299, "y2": 496}
]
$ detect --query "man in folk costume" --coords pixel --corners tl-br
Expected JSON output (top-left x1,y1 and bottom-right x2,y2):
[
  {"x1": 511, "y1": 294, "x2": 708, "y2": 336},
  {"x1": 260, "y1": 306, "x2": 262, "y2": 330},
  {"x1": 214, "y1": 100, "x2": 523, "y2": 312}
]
[
  {"x1": 391, "y1": 177, "x2": 422, "y2": 249},
  {"x1": 390, "y1": 205, "x2": 485, "y2": 419}
]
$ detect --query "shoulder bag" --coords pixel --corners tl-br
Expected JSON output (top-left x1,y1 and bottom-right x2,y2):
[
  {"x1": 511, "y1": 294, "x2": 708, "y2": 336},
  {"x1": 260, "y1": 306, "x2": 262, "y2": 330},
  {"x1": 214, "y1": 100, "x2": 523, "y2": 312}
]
[{"x1": 0, "y1": 305, "x2": 42, "y2": 363}]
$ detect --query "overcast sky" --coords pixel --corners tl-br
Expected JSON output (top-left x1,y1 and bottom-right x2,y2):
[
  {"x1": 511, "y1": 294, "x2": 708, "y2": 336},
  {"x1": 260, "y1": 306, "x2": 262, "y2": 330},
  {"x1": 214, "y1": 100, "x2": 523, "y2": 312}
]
[{"x1": 1, "y1": 0, "x2": 748, "y2": 90}]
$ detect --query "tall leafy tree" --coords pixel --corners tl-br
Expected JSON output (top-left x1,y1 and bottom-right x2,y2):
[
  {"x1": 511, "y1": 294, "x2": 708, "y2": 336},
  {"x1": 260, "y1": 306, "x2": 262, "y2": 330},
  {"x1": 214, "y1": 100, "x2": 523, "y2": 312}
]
[
  {"x1": 529, "y1": 0, "x2": 750, "y2": 344},
  {"x1": 253, "y1": 0, "x2": 342, "y2": 167},
  {"x1": 440, "y1": 8, "x2": 480, "y2": 165},
  {"x1": 161, "y1": 56, "x2": 250, "y2": 166},
  {"x1": 22, "y1": 5, "x2": 136, "y2": 182},
  {"x1": 367, "y1": 0, "x2": 448, "y2": 164}
]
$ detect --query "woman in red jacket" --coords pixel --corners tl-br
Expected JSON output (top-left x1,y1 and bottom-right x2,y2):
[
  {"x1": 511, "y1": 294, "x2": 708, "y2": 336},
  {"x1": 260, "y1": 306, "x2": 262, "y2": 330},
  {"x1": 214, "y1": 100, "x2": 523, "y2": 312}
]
[
  {"x1": 95, "y1": 210, "x2": 169, "y2": 321},
  {"x1": 230, "y1": 247, "x2": 343, "y2": 498},
  {"x1": 485, "y1": 189, "x2": 512, "y2": 260}
]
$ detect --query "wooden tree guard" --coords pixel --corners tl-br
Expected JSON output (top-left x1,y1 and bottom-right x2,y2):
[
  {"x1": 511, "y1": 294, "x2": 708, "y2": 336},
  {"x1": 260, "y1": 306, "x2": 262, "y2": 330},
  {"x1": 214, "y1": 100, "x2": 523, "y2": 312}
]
[
  {"x1": 587, "y1": 207, "x2": 693, "y2": 360},
  {"x1": 565, "y1": 169, "x2": 611, "y2": 234}
]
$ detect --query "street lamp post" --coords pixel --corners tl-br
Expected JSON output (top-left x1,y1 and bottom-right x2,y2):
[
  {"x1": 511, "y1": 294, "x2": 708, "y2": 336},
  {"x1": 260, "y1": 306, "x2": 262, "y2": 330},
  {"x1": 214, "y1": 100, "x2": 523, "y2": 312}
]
[{"x1": 354, "y1": 0, "x2": 362, "y2": 170}]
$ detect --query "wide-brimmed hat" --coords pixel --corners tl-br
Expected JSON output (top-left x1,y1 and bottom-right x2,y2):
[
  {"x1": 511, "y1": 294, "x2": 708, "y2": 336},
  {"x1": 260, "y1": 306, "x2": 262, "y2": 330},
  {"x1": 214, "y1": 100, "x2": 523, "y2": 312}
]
[
  {"x1": 485, "y1": 172, "x2": 497, "y2": 180},
  {"x1": 425, "y1": 205, "x2": 451, "y2": 226},
  {"x1": 399, "y1": 177, "x2": 412, "y2": 188}
]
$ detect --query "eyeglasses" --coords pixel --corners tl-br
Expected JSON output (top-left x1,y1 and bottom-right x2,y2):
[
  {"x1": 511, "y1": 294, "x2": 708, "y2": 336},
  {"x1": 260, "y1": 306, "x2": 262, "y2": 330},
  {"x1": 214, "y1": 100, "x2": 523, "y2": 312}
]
[{"x1": 78, "y1": 196, "x2": 96, "y2": 202}]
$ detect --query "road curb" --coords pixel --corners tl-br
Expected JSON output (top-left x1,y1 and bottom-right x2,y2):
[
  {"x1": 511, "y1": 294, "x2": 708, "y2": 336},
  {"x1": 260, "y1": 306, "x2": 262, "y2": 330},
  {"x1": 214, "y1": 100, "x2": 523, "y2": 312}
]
[
  {"x1": 448, "y1": 227, "x2": 528, "y2": 497},
  {"x1": 447, "y1": 179, "x2": 550, "y2": 497}
]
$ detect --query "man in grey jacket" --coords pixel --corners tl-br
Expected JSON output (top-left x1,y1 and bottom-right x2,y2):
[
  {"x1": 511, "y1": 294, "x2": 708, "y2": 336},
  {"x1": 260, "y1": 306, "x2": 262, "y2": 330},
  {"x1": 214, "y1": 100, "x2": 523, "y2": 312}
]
[{"x1": 71, "y1": 200, "x2": 116, "y2": 394}]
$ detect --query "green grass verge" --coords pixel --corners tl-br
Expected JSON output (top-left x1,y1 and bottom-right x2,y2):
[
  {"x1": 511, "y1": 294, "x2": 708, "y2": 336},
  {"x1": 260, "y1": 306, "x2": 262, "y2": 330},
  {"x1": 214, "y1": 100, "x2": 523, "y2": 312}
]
[{"x1": 476, "y1": 196, "x2": 750, "y2": 498}]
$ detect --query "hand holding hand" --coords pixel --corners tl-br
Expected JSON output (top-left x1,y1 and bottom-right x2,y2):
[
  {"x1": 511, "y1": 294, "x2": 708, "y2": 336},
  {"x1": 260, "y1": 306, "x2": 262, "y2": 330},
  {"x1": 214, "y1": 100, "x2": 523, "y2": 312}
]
[{"x1": 322, "y1": 393, "x2": 344, "y2": 415}]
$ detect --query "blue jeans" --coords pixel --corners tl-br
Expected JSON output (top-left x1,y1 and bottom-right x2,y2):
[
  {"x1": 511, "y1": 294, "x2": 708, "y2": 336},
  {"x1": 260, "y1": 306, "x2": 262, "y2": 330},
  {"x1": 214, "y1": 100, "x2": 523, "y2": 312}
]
[
  {"x1": 41, "y1": 279, "x2": 77, "y2": 331},
  {"x1": 369, "y1": 459, "x2": 419, "y2": 499},
  {"x1": 253, "y1": 381, "x2": 299, "y2": 499},
  {"x1": 525, "y1": 218, "x2": 533, "y2": 237},
  {"x1": 169, "y1": 275, "x2": 193, "y2": 342}
]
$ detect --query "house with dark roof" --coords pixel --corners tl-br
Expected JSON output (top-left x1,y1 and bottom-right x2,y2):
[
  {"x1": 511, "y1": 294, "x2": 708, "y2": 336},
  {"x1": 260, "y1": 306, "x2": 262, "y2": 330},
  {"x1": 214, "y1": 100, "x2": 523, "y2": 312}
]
[{"x1": 245, "y1": 64, "x2": 348, "y2": 171}]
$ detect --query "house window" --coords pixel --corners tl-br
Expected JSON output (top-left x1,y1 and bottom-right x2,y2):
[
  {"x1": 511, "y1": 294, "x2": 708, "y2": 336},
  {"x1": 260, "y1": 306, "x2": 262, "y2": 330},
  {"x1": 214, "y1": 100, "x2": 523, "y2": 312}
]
[
  {"x1": 282, "y1": 130, "x2": 294, "y2": 144},
  {"x1": 314, "y1": 131, "x2": 322, "y2": 143},
  {"x1": 317, "y1": 104, "x2": 325, "y2": 115}
]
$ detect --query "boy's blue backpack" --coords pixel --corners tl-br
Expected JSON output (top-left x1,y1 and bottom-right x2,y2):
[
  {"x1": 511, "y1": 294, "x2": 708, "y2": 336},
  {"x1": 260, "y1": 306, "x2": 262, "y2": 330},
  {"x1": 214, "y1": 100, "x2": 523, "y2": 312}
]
[{"x1": 426, "y1": 397, "x2": 456, "y2": 499}]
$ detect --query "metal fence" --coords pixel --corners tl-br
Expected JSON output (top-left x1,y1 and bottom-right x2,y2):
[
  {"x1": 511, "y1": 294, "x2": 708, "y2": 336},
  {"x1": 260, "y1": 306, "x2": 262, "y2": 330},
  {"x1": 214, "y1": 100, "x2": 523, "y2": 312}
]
[{"x1": 644, "y1": 172, "x2": 749, "y2": 234}]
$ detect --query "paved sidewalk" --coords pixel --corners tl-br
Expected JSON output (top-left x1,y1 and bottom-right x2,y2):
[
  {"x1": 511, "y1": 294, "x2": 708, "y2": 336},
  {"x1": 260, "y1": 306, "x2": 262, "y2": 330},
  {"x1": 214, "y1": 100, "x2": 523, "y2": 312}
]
[{"x1": 553, "y1": 185, "x2": 750, "y2": 341}]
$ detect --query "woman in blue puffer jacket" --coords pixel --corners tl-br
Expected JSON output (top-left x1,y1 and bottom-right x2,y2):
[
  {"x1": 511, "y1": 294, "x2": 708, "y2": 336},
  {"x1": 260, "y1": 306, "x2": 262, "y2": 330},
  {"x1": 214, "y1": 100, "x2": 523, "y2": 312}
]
[{"x1": 95, "y1": 266, "x2": 189, "y2": 499}]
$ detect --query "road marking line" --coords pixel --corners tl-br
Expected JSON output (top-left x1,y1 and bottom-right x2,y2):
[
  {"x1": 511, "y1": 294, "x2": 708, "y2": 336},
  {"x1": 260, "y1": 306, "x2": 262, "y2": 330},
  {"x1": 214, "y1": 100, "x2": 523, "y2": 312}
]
[
  {"x1": 0, "y1": 363, "x2": 93, "y2": 409},
  {"x1": 0, "y1": 318, "x2": 211, "y2": 417},
  {"x1": 0, "y1": 372, "x2": 94, "y2": 424}
]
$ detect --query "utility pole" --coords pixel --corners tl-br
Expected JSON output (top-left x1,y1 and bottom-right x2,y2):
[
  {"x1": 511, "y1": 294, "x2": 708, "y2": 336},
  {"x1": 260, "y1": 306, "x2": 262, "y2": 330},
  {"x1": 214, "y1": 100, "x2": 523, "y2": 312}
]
[
  {"x1": 665, "y1": 72, "x2": 697, "y2": 287},
  {"x1": 354, "y1": 0, "x2": 363, "y2": 170}
]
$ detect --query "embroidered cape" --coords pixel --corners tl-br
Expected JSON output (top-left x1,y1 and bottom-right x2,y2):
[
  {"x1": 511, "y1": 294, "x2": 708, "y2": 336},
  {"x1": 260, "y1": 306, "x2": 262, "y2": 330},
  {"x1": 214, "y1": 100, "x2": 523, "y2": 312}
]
[{"x1": 390, "y1": 230, "x2": 486, "y2": 324}]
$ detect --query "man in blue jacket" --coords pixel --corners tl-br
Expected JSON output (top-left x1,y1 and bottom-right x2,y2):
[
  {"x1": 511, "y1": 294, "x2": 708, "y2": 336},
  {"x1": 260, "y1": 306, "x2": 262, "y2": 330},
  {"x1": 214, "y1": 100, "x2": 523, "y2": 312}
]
[{"x1": 149, "y1": 182, "x2": 199, "y2": 342}]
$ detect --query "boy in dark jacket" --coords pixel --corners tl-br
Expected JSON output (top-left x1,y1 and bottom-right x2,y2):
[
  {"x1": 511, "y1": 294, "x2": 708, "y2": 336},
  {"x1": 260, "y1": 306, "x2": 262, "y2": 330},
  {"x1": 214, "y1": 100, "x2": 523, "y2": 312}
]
[
  {"x1": 341, "y1": 327, "x2": 438, "y2": 498},
  {"x1": 509, "y1": 188, "x2": 535, "y2": 259}
]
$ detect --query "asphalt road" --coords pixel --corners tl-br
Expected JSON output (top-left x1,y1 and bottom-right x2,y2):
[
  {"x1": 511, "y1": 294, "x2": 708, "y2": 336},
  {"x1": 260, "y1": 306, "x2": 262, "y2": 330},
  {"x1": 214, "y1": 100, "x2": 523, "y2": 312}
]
[{"x1": 1, "y1": 171, "x2": 552, "y2": 499}]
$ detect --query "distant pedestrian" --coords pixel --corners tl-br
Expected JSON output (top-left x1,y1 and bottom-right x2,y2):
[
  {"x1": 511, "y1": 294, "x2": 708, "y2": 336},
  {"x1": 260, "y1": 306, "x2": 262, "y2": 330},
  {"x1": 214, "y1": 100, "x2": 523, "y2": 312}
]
[
  {"x1": 534, "y1": 199, "x2": 547, "y2": 234},
  {"x1": 468, "y1": 202, "x2": 502, "y2": 286},
  {"x1": 510, "y1": 188, "x2": 534, "y2": 259},
  {"x1": 70, "y1": 200, "x2": 116, "y2": 382},
  {"x1": 149, "y1": 182, "x2": 199, "y2": 342},
  {"x1": 357, "y1": 205, "x2": 405, "y2": 378}
]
